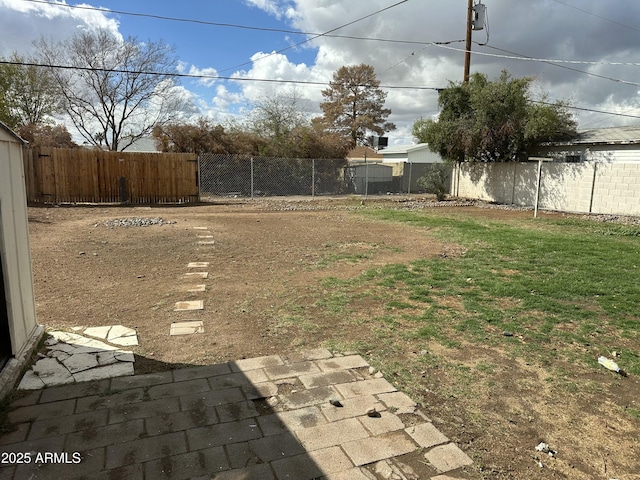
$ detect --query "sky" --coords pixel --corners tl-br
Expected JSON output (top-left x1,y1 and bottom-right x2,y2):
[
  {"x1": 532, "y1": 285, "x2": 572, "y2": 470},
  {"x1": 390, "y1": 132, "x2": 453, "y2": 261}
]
[{"x1": 2, "y1": 0, "x2": 640, "y2": 146}]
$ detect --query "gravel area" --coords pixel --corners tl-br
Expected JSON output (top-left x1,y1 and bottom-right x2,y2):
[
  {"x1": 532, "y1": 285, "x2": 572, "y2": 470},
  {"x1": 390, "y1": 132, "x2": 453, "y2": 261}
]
[{"x1": 100, "y1": 217, "x2": 177, "y2": 228}]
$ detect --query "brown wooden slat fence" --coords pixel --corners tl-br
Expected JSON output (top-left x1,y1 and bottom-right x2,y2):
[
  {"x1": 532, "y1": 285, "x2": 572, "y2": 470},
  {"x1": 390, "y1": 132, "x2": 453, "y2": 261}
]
[{"x1": 22, "y1": 147, "x2": 199, "y2": 204}]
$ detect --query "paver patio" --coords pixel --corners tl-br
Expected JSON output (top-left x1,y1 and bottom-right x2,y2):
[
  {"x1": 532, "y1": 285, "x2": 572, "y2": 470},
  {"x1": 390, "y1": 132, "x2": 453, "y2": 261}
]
[{"x1": 0, "y1": 350, "x2": 472, "y2": 479}]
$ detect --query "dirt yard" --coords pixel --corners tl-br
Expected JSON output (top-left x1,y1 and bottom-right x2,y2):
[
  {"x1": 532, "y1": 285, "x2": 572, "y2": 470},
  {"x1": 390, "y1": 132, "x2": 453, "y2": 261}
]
[{"x1": 26, "y1": 197, "x2": 639, "y2": 480}]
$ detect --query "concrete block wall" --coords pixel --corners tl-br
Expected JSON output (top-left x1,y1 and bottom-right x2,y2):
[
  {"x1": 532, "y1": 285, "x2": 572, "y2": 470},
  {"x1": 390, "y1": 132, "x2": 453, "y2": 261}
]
[
  {"x1": 591, "y1": 163, "x2": 640, "y2": 215},
  {"x1": 453, "y1": 161, "x2": 640, "y2": 216}
]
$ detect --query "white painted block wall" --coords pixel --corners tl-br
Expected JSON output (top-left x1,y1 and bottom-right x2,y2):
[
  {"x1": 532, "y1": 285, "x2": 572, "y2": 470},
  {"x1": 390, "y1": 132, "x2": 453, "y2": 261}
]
[{"x1": 453, "y1": 161, "x2": 640, "y2": 216}]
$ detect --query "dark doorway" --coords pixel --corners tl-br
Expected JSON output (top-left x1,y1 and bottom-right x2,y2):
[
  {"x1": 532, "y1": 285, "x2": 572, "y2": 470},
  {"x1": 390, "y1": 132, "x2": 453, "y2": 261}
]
[{"x1": 0, "y1": 258, "x2": 13, "y2": 370}]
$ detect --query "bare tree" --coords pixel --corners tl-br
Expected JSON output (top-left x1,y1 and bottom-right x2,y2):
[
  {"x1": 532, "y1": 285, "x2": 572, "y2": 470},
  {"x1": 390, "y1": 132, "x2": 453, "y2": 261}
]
[
  {"x1": 248, "y1": 87, "x2": 311, "y2": 140},
  {"x1": 34, "y1": 29, "x2": 184, "y2": 151}
]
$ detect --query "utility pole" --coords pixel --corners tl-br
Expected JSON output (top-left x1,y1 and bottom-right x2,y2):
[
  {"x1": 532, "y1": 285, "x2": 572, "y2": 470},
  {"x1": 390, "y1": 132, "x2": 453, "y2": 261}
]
[
  {"x1": 464, "y1": 1, "x2": 486, "y2": 83},
  {"x1": 464, "y1": 0, "x2": 473, "y2": 83}
]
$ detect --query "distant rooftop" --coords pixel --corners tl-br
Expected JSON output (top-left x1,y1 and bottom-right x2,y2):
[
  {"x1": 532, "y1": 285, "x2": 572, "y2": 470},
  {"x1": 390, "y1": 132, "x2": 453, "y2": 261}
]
[
  {"x1": 379, "y1": 143, "x2": 430, "y2": 155},
  {"x1": 565, "y1": 126, "x2": 640, "y2": 145}
]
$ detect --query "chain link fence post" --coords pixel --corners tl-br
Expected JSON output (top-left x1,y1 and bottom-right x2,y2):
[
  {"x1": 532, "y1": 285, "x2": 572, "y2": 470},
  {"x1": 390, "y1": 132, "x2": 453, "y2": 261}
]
[
  {"x1": 312, "y1": 158, "x2": 315, "y2": 198},
  {"x1": 250, "y1": 157, "x2": 254, "y2": 200}
]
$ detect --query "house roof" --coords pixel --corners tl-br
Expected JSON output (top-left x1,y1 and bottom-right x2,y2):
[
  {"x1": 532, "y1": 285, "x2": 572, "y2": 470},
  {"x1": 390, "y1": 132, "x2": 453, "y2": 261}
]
[
  {"x1": 379, "y1": 143, "x2": 431, "y2": 155},
  {"x1": 555, "y1": 126, "x2": 640, "y2": 146},
  {"x1": 346, "y1": 146, "x2": 383, "y2": 160},
  {"x1": 0, "y1": 120, "x2": 26, "y2": 144}
]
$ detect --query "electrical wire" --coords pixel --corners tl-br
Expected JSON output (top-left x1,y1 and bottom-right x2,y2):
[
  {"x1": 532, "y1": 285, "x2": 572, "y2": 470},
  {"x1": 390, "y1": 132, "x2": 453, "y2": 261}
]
[
  {"x1": 20, "y1": 0, "x2": 414, "y2": 73},
  {"x1": 4, "y1": 59, "x2": 638, "y2": 121},
  {"x1": 434, "y1": 43, "x2": 640, "y2": 67},
  {"x1": 536, "y1": 101, "x2": 640, "y2": 120},
  {"x1": 551, "y1": 0, "x2": 640, "y2": 34},
  {"x1": 12, "y1": 1, "x2": 640, "y2": 122},
  {"x1": 209, "y1": 0, "x2": 410, "y2": 74},
  {"x1": 478, "y1": 43, "x2": 640, "y2": 89},
  {"x1": 0, "y1": 59, "x2": 442, "y2": 91}
]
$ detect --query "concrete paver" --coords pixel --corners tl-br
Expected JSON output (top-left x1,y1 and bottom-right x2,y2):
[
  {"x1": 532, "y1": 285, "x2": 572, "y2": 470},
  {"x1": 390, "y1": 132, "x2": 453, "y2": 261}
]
[
  {"x1": 0, "y1": 352, "x2": 472, "y2": 479},
  {"x1": 295, "y1": 417, "x2": 369, "y2": 451},
  {"x1": 424, "y1": 443, "x2": 474, "y2": 473},
  {"x1": 405, "y1": 422, "x2": 450, "y2": 449},
  {"x1": 341, "y1": 431, "x2": 417, "y2": 466}
]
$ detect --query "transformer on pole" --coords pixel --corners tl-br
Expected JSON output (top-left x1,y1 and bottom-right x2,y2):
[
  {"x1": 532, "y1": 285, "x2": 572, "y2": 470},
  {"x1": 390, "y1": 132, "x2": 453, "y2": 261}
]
[{"x1": 464, "y1": 1, "x2": 486, "y2": 82}]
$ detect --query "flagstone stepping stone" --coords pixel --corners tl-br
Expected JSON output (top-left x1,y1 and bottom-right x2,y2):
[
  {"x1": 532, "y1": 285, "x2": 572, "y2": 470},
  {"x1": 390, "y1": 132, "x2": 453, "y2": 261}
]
[
  {"x1": 197, "y1": 235, "x2": 213, "y2": 238},
  {"x1": 170, "y1": 321, "x2": 205, "y2": 336},
  {"x1": 32, "y1": 358, "x2": 75, "y2": 387},
  {"x1": 115, "y1": 352, "x2": 135, "y2": 362},
  {"x1": 193, "y1": 227, "x2": 209, "y2": 230},
  {"x1": 72, "y1": 362, "x2": 134, "y2": 383},
  {"x1": 83, "y1": 325, "x2": 112, "y2": 339},
  {"x1": 186, "y1": 284, "x2": 206, "y2": 292},
  {"x1": 198, "y1": 241, "x2": 215, "y2": 245},
  {"x1": 62, "y1": 353, "x2": 100, "y2": 373},
  {"x1": 187, "y1": 262, "x2": 209, "y2": 268},
  {"x1": 17, "y1": 371, "x2": 46, "y2": 390},
  {"x1": 82, "y1": 325, "x2": 139, "y2": 347},
  {"x1": 18, "y1": 329, "x2": 138, "y2": 390},
  {"x1": 175, "y1": 300, "x2": 204, "y2": 311},
  {"x1": 183, "y1": 272, "x2": 209, "y2": 279}
]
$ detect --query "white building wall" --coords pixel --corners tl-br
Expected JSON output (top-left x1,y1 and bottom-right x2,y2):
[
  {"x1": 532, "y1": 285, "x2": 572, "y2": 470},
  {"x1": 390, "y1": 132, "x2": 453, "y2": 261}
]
[{"x1": 407, "y1": 149, "x2": 444, "y2": 164}]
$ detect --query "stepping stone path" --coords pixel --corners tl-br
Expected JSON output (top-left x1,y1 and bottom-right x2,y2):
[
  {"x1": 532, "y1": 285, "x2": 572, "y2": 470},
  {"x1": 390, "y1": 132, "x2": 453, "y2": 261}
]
[
  {"x1": 170, "y1": 226, "x2": 215, "y2": 336},
  {"x1": 17, "y1": 327, "x2": 137, "y2": 390}
]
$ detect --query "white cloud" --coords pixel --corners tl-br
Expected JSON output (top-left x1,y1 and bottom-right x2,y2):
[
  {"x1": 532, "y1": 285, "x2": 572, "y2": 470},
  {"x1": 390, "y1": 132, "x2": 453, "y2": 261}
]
[
  {"x1": 0, "y1": 0, "x2": 120, "y2": 56},
  {"x1": 186, "y1": 65, "x2": 219, "y2": 87},
  {"x1": 243, "y1": 0, "x2": 292, "y2": 19}
]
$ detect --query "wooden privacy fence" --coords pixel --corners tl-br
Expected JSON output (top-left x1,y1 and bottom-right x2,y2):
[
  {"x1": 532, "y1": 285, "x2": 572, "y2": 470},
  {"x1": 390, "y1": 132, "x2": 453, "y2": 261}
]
[{"x1": 22, "y1": 147, "x2": 199, "y2": 204}]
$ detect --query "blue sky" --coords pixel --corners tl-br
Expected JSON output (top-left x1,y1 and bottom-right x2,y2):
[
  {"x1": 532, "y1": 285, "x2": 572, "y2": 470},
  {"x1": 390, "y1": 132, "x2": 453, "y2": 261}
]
[{"x1": 3, "y1": 0, "x2": 640, "y2": 145}]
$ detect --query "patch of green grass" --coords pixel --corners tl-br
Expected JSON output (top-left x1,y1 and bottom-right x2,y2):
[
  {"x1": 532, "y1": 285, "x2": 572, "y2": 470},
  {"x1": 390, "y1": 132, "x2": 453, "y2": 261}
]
[
  {"x1": 309, "y1": 209, "x2": 640, "y2": 383},
  {"x1": 626, "y1": 407, "x2": 640, "y2": 419},
  {"x1": 314, "y1": 241, "x2": 401, "y2": 269}
]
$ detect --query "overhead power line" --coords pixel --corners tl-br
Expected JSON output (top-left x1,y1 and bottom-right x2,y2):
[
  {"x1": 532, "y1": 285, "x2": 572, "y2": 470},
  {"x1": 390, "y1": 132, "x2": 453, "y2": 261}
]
[
  {"x1": 4, "y1": 59, "x2": 638, "y2": 121},
  {"x1": 0, "y1": 59, "x2": 442, "y2": 91},
  {"x1": 536, "y1": 101, "x2": 640, "y2": 120},
  {"x1": 434, "y1": 42, "x2": 640, "y2": 67},
  {"x1": 21, "y1": 0, "x2": 418, "y2": 45},
  {"x1": 217, "y1": 0, "x2": 409, "y2": 73},
  {"x1": 551, "y1": 0, "x2": 640, "y2": 34},
  {"x1": 479, "y1": 43, "x2": 640, "y2": 89}
]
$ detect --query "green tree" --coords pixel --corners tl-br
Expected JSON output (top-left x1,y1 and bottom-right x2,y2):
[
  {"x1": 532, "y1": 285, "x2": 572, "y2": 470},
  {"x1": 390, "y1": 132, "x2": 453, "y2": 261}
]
[
  {"x1": 319, "y1": 64, "x2": 395, "y2": 148},
  {"x1": 413, "y1": 71, "x2": 577, "y2": 162},
  {"x1": 35, "y1": 29, "x2": 184, "y2": 151},
  {"x1": 0, "y1": 52, "x2": 60, "y2": 129}
]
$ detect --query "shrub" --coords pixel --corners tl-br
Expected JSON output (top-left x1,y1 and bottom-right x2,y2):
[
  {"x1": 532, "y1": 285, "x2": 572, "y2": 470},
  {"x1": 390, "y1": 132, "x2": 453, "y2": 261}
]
[{"x1": 417, "y1": 164, "x2": 449, "y2": 201}]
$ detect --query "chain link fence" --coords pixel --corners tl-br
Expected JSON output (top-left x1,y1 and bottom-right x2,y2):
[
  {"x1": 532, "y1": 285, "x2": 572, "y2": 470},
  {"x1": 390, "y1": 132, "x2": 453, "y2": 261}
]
[
  {"x1": 198, "y1": 153, "x2": 452, "y2": 199},
  {"x1": 198, "y1": 154, "x2": 351, "y2": 198}
]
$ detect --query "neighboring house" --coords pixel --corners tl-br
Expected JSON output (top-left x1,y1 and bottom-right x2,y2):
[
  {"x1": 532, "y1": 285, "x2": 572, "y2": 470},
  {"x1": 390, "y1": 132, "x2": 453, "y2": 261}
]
[
  {"x1": 533, "y1": 126, "x2": 640, "y2": 163},
  {"x1": 379, "y1": 143, "x2": 444, "y2": 164},
  {"x1": 121, "y1": 136, "x2": 160, "y2": 153},
  {"x1": 346, "y1": 146, "x2": 383, "y2": 163},
  {"x1": 0, "y1": 121, "x2": 43, "y2": 397},
  {"x1": 380, "y1": 143, "x2": 449, "y2": 194}
]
